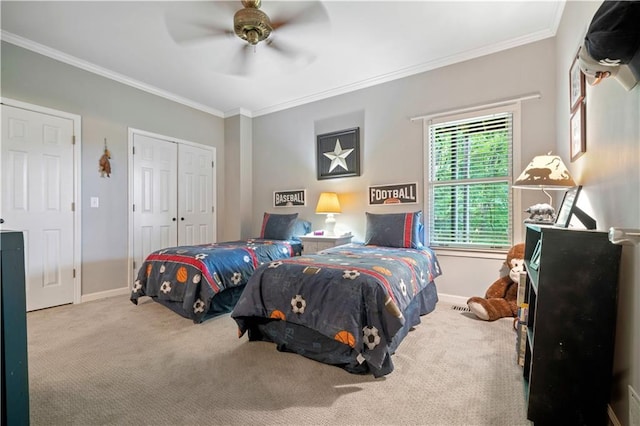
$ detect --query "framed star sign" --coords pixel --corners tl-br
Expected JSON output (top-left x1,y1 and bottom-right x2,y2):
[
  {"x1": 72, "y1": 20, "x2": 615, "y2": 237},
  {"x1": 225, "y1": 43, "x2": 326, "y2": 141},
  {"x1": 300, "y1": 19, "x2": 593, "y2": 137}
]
[{"x1": 316, "y1": 127, "x2": 360, "y2": 180}]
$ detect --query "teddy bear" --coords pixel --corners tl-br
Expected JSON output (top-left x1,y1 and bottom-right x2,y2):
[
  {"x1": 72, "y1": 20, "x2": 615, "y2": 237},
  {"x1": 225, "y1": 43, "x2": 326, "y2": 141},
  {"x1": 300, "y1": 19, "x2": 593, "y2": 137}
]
[{"x1": 467, "y1": 243, "x2": 525, "y2": 321}]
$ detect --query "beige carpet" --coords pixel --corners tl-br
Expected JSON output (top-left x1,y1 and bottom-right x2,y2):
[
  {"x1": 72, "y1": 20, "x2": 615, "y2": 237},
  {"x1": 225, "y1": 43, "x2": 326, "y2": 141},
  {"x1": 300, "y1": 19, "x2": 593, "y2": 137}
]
[{"x1": 27, "y1": 295, "x2": 531, "y2": 425}]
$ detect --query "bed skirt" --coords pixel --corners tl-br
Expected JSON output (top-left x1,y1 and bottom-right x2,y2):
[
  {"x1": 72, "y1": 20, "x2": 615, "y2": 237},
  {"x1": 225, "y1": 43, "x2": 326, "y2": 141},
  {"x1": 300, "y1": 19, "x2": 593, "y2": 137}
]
[
  {"x1": 153, "y1": 285, "x2": 246, "y2": 323},
  {"x1": 247, "y1": 281, "x2": 438, "y2": 377}
]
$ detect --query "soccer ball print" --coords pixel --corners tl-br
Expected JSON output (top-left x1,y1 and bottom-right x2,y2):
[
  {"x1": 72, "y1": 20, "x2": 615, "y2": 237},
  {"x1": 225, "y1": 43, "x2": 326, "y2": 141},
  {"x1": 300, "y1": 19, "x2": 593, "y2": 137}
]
[
  {"x1": 363, "y1": 326, "x2": 381, "y2": 350},
  {"x1": 291, "y1": 294, "x2": 306, "y2": 314}
]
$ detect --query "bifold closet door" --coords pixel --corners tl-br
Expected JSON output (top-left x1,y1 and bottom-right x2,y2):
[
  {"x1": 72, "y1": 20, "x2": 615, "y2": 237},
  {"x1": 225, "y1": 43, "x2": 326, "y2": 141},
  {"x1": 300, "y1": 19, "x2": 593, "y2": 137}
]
[
  {"x1": 132, "y1": 133, "x2": 178, "y2": 272},
  {"x1": 177, "y1": 143, "x2": 215, "y2": 245}
]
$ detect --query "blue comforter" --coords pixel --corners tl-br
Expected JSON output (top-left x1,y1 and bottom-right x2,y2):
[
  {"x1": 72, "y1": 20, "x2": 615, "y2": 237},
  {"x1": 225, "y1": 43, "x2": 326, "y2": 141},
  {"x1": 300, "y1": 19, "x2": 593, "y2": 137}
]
[
  {"x1": 131, "y1": 239, "x2": 302, "y2": 323},
  {"x1": 232, "y1": 243, "x2": 441, "y2": 376}
]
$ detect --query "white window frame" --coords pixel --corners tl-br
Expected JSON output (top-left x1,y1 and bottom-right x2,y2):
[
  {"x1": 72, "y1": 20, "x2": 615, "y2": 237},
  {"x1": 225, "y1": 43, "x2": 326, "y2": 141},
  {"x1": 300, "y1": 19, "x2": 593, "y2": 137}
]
[{"x1": 423, "y1": 103, "x2": 523, "y2": 257}]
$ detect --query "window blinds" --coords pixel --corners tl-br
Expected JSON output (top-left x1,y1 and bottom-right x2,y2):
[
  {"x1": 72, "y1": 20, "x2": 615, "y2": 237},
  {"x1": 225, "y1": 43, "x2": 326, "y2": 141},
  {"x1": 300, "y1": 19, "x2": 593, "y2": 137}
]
[{"x1": 427, "y1": 112, "x2": 513, "y2": 249}]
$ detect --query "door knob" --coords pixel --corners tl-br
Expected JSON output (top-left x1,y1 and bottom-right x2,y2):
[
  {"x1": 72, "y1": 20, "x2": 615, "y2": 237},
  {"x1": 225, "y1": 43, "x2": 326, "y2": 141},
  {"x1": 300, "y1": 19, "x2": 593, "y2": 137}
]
[
  {"x1": 172, "y1": 217, "x2": 177, "y2": 221},
  {"x1": 181, "y1": 217, "x2": 185, "y2": 221}
]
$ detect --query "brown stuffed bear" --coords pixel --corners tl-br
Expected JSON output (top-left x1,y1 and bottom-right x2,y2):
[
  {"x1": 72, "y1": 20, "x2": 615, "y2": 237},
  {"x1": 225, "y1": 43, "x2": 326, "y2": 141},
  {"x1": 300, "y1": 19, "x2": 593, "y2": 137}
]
[{"x1": 467, "y1": 243, "x2": 525, "y2": 321}]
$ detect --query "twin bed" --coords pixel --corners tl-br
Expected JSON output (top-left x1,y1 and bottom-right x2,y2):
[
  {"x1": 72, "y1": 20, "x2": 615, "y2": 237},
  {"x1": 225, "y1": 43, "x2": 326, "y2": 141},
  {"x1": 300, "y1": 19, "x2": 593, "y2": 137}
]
[
  {"x1": 130, "y1": 213, "x2": 309, "y2": 323},
  {"x1": 131, "y1": 211, "x2": 441, "y2": 376}
]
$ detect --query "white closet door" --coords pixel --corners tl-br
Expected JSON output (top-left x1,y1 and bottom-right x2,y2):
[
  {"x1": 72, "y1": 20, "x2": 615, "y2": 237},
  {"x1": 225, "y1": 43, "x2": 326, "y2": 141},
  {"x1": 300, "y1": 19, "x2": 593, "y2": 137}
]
[
  {"x1": 132, "y1": 133, "x2": 178, "y2": 271},
  {"x1": 1, "y1": 104, "x2": 75, "y2": 311},
  {"x1": 177, "y1": 143, "x2": 215, "y2": 245}
]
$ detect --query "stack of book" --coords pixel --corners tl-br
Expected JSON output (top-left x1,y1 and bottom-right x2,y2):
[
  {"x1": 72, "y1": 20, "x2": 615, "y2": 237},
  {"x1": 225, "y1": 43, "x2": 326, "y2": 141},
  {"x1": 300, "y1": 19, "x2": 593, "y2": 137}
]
[{"x1": 515, "y1": 271, "x2": 528, "y2": 367}]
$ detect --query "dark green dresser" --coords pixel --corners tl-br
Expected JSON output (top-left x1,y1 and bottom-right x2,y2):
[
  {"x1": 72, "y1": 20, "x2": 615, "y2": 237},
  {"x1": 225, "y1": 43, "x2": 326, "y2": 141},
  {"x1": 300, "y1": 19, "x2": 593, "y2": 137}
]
[
  {"x1": 1, "y1": 230, "x2": 30, "y2": 425},
  {"x1": 522, "y1": 225, "x2": 621, "y2": 425}
]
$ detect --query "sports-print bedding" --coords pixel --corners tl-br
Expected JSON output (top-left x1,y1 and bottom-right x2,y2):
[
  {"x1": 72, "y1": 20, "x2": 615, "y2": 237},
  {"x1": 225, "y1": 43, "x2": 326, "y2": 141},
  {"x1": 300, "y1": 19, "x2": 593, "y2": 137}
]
[
  {"x1": 232, "y1": 243, "x2": 441, "y2": 377},
  {"x1": 130, "y1": 239, "x2": 302, "y2": 323}
]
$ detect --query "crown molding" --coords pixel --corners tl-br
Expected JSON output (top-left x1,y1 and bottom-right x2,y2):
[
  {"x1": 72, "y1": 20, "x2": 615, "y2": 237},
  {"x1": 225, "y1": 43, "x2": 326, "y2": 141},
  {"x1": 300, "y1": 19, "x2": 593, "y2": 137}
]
[
  {"x1": 252, "y1": 28, "x2": 557, "y2": 117},
  {"x1": 1, "y1": 30, "x2": 225, "y2": 118}
]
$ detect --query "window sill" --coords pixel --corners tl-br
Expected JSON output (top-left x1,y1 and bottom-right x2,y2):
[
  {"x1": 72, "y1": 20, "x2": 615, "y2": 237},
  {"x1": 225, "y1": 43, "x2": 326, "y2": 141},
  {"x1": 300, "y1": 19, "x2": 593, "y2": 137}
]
[{"x1": 432, "y1": 247, "x2": 507, "y2": 260}]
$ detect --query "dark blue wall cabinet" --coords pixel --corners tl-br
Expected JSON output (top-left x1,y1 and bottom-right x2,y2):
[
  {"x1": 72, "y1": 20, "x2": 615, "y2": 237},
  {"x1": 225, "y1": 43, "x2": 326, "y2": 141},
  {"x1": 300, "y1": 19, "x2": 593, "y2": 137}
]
[{"x1": 1, "y1": 231, "x2": 30, "y2": 425}]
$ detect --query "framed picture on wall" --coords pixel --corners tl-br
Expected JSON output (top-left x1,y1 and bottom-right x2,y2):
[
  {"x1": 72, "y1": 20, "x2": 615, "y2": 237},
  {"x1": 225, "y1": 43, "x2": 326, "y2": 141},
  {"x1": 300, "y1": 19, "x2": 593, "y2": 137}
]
[
  {"x1": 273, "y1": 189, "x2": 306, "y2": 207},
  {"x1": 570, "y1": 101, "x2": 586, "y2": 162},
  {"x1": 368, "y1": 182, "x2": 418, "y2": 205},
  {"x1": 569, "y1": 50, "x2": 585, "y2": 112},
  {"x1": 316, "y1": 127, "x2": 360, "y2": 180}
]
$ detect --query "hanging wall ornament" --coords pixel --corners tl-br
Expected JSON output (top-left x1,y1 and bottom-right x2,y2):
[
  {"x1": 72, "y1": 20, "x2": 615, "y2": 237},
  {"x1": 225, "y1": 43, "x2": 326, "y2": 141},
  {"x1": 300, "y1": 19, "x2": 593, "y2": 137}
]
[{"x1": 99, "y1": 138, "x2": 112, "y2": 177}]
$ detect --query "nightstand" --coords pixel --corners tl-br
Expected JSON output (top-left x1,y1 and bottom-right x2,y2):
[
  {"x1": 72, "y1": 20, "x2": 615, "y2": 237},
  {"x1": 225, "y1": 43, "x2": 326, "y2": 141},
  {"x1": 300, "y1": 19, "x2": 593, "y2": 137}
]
[{"x1": 299, "y1": 233, "x2": 353, "y2": 254}]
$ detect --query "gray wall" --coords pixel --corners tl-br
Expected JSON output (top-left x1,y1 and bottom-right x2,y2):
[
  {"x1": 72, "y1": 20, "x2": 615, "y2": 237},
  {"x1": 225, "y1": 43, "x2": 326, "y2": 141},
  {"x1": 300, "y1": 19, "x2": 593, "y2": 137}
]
[
  {"x1": 1, "y1": 42, "x2": 225, "y2": 296},
  {"x1": 223, "y1": 114, "x2": 253, "y2": 241},
  {"x1": 251, "y1": 38, "x2": 557, "y2": 300},
  {"x1": 555, "y1": 2, "x2": 640, "y2": 424}
]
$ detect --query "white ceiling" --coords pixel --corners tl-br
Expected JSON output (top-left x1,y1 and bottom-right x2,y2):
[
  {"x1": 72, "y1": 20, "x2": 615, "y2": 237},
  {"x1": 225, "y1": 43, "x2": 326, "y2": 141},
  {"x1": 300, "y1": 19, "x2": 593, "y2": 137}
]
[{"x1": 1, "y1": 1, "x2": 565, "y2": 117}]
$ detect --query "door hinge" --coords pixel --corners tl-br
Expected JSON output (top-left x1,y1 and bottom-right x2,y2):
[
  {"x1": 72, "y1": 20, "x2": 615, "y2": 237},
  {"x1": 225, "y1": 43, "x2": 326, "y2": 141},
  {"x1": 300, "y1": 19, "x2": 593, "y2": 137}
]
[
  {"x1": 133, "y1": 260, "x2": 136, "y2": 270},
  {"x1": 132, "y1": 204, "x2": 135, "y2": 212},
  {"x1": 73, "y1": 269, "x2": 76, "y2": 278},
  {"x1": 212, "y1": 206, "x2": 215, "y2": 213},
  {"x1": 132, "y1": 146, "x2": 135, "y2": 155},
  {"x1": 71, "y1": 202, "x2": 75, "y2": 212},
  {"x1": 72, "y1": 135, "x2": 76, "y2": 145},
  {"x1": 212, "y1": 161, "x2": 214, "y2": 168}
]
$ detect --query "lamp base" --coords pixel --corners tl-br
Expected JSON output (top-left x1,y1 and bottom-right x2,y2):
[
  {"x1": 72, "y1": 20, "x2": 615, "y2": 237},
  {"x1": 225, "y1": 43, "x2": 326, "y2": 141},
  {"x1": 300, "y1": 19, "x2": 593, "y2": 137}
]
[
  {"x1": 325, "y1": 214, "x2": 336, "y2": 236},
  {"x1": 525, "y1": 203, "x2": 555, "y2": 224}
]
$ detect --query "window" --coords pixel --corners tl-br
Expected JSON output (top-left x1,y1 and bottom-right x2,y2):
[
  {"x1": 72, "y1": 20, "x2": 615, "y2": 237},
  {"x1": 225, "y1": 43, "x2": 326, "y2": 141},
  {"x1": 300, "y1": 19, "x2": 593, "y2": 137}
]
[{"x1": 425, "y1": 106, "x2": 517, "y2": 250}]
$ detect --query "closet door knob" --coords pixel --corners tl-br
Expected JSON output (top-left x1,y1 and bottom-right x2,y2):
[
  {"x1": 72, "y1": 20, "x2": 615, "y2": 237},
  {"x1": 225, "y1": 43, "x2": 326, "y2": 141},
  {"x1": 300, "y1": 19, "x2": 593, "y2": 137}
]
[
  {"x1": 181, "y1": 217, "x2": 185, "y2": 221},
  {"x1": 172, "y1": 217, "x2": 177, "y2": 221}
]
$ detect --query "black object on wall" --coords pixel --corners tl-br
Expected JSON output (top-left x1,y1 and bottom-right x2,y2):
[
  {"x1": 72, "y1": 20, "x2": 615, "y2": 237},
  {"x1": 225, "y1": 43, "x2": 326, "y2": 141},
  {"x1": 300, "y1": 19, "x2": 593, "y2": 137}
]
[{"x1": 580, "y1": 0, "x2": 640, "y2": 89}]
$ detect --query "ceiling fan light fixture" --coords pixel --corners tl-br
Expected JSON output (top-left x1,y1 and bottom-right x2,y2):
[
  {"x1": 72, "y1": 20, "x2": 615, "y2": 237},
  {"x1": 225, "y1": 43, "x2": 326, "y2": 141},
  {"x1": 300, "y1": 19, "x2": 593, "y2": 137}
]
[{"x1": 234, "y1": 7, "x2": 272, "y2": 45}]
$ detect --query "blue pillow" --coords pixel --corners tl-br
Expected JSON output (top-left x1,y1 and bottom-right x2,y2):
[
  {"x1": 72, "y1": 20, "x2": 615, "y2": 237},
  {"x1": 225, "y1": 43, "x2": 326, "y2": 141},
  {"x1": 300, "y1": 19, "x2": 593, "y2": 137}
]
[
  {"x1": 364, "y1": 211, "x2": 424, "y2": 249},
  {"x1": 260, "y1": 213, "x2": 299, "y2": 240},
  {"x1": 292, "y1": 219, "x2": 312, "y2": 238}
]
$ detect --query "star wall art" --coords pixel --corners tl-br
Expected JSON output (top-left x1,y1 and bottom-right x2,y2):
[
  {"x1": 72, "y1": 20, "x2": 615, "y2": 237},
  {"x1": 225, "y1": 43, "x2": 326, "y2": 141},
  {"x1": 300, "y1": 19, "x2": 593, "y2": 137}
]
[{"x1": 316, "y1": 127, "x2": 360, "y2": 180}]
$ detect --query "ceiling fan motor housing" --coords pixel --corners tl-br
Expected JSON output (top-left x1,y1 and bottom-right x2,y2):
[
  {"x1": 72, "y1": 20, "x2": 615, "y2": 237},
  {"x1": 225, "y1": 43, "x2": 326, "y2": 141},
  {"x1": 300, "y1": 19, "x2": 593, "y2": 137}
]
[{"x1": 234, "y1": 7, "x2": 272, "y2": 45}]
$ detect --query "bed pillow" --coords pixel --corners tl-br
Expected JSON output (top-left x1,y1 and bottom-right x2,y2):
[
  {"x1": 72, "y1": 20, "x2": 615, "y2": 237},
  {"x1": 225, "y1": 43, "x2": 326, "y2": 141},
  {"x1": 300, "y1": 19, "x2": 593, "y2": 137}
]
[
  {"x1": 292, "y1": 219, "x2": 312, "y2": 239},
  {"x1": 364, "y1": 211, "x2": 424, "y2": 249},
  {"x1": 260, "y1": 213, "x2": 299, "y2": 240}
]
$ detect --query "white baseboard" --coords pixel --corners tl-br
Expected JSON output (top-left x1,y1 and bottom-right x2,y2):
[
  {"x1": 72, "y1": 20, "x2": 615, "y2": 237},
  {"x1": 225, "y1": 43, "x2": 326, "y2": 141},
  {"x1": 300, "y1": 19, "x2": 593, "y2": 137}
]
[
  {"x1": 81, "y1": 286, "x2": 130, "y2": 303},
  {"x1": 437, "y1": 293, "x2": 469, "y2": 307}
]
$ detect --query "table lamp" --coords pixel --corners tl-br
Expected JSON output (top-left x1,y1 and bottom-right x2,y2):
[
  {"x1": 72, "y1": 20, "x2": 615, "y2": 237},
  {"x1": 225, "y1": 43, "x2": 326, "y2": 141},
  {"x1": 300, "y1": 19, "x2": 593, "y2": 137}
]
[
  {"x1": 512, "y1": 153, "x2": 576, "y2": 223},
  {"x1": 315, "y1": 192, "x2": 341, "y2": 235}
]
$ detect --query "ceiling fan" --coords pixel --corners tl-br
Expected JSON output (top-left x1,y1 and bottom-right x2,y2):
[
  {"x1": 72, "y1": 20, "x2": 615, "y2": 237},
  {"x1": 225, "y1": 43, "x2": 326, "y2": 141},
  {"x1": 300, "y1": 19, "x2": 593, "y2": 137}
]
[
  {"x1": 165, "y1": 0, "x2": 329, "y2": 75},
  {"x1": 234, "y1": 0, "x2": 275, "y2": 46}
]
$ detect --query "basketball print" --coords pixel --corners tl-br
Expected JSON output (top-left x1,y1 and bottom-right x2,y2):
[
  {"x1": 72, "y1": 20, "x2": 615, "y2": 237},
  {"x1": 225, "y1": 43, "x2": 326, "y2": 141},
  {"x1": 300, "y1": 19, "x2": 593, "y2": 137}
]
[
  {"x1": 270, "y1": 310, "x2": 286, "y2": 320},
  {"x1": 335, "y1": 330, "x2": 356, "y2": 348}
]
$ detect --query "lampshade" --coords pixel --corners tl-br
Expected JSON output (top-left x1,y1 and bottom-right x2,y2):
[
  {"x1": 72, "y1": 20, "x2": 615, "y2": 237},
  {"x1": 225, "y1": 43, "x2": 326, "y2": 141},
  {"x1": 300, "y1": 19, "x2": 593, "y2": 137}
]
[
  {"x1": 315, "y1": 192, "x2": 341, "y2": 214},
  {"x1": 316, "y1": 192, "x2": 341, "y2": 235},
  {"x1": 513, "y1": 153, "x2": 576, "y2": 224},
  {"x1": 513, "y1": 154, "x2": 576, "y2": 189}
]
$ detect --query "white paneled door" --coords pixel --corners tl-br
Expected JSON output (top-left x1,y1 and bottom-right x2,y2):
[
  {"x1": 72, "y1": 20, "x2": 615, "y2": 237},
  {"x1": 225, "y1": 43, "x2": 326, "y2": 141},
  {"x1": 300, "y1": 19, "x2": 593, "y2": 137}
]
[
  {"x1": 132, "y1": 133, "x2": 178, "y2": 273},
  {"x1": 1, "y1": 104, "x2": 76, "y2": 311},
  {"x1": 177, "y1": 143, "x2": 216, "y2": 245},
  {"x1": 131, "y1": 130, "x2": 215, "y2": 281}
]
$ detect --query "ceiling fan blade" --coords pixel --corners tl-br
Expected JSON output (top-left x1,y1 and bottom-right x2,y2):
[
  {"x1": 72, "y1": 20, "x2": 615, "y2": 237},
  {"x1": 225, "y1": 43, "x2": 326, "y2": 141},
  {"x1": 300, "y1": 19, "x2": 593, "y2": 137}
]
[
  {"x1": 269, "y1": 1, "x2": 329, "y2": 31},
  {"x1": 266, "y1": 38, "x2": 303, "y2": 59},
  {"x1": 265, "y1": 38, "x2": 317, "y2": 70},
  {"x1": 164, "y1": 3, "x2": 235, "y2": 46},
  {"x1": 169, "y1": 23, "x2": 234, "y2": 46},
  {"x1": 229, "y1": 43, "x2": 254, "y2": 76}
]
